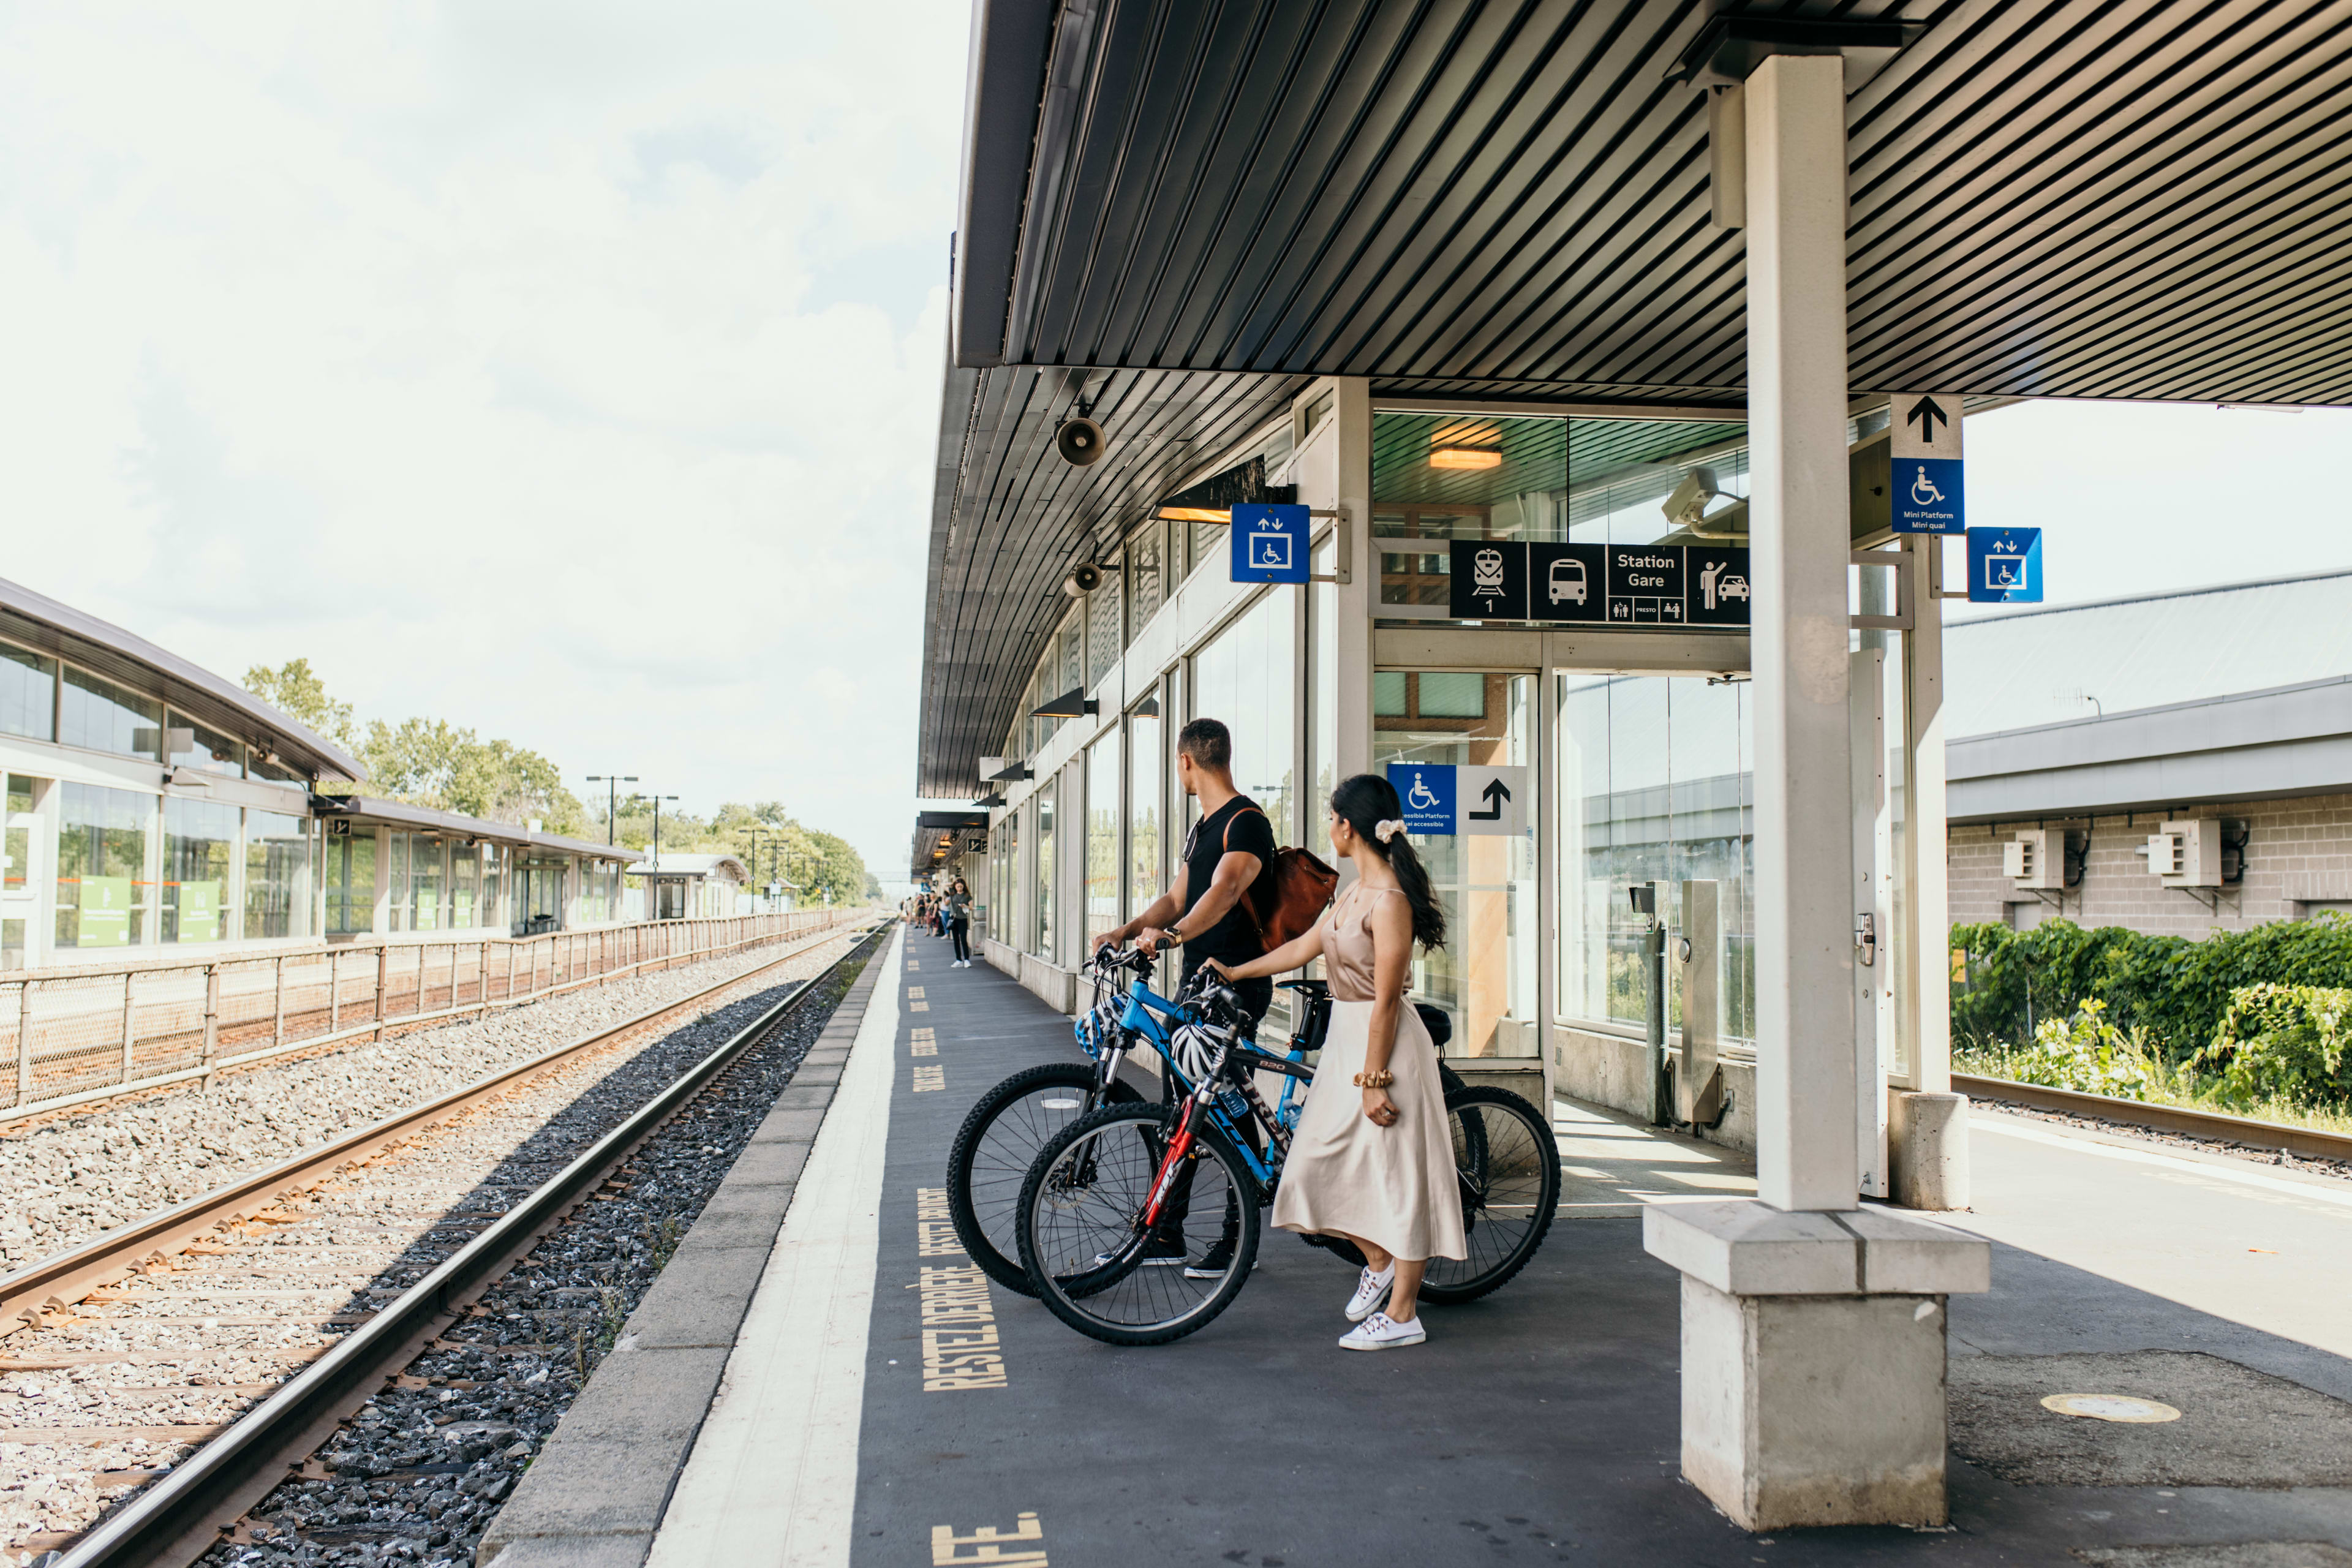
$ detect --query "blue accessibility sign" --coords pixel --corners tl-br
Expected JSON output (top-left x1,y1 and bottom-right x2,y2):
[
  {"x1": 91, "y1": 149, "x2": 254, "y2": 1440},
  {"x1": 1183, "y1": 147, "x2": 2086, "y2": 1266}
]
[
  {"x1": 1385, "y1": 761, "x2": 1455, "y2": 837},
  {"x1": 1892, "y1": 458, "x2": 1964, "y2": 533},
  {"x1": 1966, "y1": 527, "x2": 2042, "y2": 604},
  {"x1": 1229, "y1": 503, "x2": 1311, "y2": 585}
]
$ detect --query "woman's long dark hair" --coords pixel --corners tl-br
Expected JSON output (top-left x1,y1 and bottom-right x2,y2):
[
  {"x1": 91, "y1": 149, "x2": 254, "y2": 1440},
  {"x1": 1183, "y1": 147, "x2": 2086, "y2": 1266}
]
[{"x1": 1330, "y1": 773, "x2": 1446, "y2": 951}]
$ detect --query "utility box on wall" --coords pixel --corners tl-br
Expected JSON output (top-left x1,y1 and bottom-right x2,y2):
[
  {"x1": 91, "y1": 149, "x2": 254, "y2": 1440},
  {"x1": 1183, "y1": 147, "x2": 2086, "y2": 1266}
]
[
  {"x1": 2002, "y1": 829, "x2": 2062, "y2": 890},
  {"x1": 2147, "y1": 819, "x2": 2225, "y2": 888}
]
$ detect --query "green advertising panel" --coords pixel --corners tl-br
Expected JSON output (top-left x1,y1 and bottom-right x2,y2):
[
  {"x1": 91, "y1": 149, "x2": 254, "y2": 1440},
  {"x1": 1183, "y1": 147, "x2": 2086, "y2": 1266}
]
[
  {"x1": 79, "y1": 876, "x2": 132, "y2": 946},
  {"x1": 180, "y1": 880, "x2": 222, "y2": 943}
]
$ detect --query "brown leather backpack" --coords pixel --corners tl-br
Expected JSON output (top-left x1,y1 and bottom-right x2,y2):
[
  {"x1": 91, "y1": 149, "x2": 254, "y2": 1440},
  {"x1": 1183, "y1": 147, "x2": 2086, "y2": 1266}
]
[{"x1": 1222, "y1": 807, "x2": 1340, "y2": 954}]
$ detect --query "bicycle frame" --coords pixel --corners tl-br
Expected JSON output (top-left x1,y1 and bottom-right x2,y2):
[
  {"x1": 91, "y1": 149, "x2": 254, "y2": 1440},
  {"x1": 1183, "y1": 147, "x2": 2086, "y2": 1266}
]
[{"x1": 1113, "y1": 976, "x2": 1311, "y2": 1193}]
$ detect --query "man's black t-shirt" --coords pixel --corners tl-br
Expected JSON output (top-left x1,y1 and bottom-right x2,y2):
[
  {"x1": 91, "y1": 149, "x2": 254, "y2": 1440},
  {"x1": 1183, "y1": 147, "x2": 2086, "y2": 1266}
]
[{"x1": 1178, "y1": 796, "x2": 1277, "y2": 966}]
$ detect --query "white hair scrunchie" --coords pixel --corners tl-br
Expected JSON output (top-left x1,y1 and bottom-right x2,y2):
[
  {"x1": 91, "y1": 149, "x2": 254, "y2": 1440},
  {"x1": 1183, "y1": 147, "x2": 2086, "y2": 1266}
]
[{"x1": 1374, "y1": 818, "x2": 1406, "y2": 844}]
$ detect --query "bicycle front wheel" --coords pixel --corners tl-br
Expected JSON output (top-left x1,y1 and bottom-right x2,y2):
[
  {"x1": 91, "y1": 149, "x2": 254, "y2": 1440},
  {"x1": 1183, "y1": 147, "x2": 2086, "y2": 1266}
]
[
  {"x1": 1420, "y1": 1086, "x2": 1559, "y2": 1305},
  {"x1": 1016, "y1": 1103, "x2": 1261, "y2": 1347},
  {"x1": 946, "y1": 1063, "x2": 1137, "y2": 1295}
]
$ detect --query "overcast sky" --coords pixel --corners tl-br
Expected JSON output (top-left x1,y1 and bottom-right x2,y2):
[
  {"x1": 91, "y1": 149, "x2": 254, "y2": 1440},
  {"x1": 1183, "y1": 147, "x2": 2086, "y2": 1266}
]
[{"x1": 1, "y1": 6, "x2": 2346, "y2": 889}]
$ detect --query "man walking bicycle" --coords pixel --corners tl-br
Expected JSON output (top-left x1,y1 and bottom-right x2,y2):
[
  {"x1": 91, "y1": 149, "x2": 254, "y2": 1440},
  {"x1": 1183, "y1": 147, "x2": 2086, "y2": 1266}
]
[{"x1": 1099, "y1": 716, "x2": 1275, "y2": 1277}]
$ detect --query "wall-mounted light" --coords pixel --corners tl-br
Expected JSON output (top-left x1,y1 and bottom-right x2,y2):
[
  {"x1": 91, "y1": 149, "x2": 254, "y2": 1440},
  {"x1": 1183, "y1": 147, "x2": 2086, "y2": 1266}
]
[{"x1": 1430, "y1": 448, "x2": 1502, "y2": 470}]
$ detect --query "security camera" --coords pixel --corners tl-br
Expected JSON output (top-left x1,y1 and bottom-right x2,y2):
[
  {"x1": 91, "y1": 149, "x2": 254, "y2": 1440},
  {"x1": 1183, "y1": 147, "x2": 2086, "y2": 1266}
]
[
  {"x1": 1056, "y1": 417, "x2": 1107, "y2": 467},
  {"x1": 1063, "y1": 562, "x2": 1107, "y2": 597},
  {"x1": 1661, "y1": 467, "x2": 1722, "y2": 530}
]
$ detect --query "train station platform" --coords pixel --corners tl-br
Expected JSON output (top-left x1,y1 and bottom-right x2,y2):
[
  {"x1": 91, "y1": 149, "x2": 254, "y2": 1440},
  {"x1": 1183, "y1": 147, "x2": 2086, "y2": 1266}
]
[{"x1": 483, "y1": 924, "x2": 2352, "y2": 1567}]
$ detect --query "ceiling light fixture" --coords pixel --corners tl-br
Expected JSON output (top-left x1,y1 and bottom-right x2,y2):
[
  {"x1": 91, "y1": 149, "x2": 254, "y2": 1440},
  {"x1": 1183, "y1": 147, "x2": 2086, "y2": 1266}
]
[
  {"x1": 1156, "y1": 505, "x2": 1232, "y2": 524},
  {"x1": 1430, "y1": 447, "x2": 1502, "y2": 470}
]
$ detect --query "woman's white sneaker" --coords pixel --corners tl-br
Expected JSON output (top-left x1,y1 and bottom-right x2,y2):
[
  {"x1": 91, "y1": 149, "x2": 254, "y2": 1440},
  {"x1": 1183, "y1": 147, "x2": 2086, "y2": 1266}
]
[
  {"x1": 1338, "y1": 1311, "x2": 1425, "y2": 1351},
  {"x1": 1344, "y1": 1264, "x2": 1395, "y2": 1322}
]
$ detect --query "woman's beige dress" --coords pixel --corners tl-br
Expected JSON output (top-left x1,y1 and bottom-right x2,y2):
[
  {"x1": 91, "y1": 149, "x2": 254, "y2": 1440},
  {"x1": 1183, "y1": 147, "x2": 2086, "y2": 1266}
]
[{"x1": 1270, "y1": 885, "x2": 1466, "y2": 1262}]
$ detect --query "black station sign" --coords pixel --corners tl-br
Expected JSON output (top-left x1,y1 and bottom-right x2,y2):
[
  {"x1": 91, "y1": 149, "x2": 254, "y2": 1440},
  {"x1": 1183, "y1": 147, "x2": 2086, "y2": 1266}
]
[{"x1": 1448, "y1": 540, "x2": 1750, "y2": 628}]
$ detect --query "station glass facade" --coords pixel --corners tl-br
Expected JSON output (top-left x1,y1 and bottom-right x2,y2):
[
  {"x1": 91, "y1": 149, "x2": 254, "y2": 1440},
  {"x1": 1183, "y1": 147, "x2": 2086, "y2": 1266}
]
[
  {"x1": 968, "y1": 391, "x2": 1771, "y2": 1096},
  {"x1": 0, "y1": 619, "x2": 634, "y2": 967}
]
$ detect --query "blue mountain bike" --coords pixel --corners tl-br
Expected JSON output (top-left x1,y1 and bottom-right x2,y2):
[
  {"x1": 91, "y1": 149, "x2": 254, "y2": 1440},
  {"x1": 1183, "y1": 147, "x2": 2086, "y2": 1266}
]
[{"x1": 1012, "y1": 960, "x2": 1559, "y2": 1346}]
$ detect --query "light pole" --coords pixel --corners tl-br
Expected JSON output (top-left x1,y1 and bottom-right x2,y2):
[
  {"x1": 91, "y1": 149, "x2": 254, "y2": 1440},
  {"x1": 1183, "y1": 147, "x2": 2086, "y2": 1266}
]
[{"x1": 584, "y1": 775, "x2": 638, "y2": 846}]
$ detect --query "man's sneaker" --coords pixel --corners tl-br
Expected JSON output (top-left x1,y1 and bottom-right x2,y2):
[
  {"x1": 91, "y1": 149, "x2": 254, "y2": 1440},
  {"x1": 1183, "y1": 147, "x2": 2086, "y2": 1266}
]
[
  {"x1": 1095, "y1": 1234, "x2": 1188, "y2": 1269},
  {"x1": 1338, "y1": 1311, "x2": 1426, "y2": 1351},
  {"x1": 1345, "y1": 1264, "x2": 1396, "y2": 1322},
  {"x1": 1185, "y1": 1235, "x2": 1238, "y2": 1280}
]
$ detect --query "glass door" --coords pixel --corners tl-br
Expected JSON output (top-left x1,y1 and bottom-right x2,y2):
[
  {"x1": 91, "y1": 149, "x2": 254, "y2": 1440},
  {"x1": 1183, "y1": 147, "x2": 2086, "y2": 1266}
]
[{"x1": 1371, "y1": 671, "x2": 1539, "y2": 1060}]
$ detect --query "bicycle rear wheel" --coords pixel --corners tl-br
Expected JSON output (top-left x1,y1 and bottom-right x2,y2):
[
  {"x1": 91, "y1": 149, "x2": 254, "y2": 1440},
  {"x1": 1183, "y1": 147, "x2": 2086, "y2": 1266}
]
[
  {"x1": 1420, "y1": 1086, "x2": 1559, "y2": 1305},
  {"x1": 1016, "y1": 1103, "x2": 1261, "y2": 1347},
  {"x1": 946, "y1": 1063, "x2": 1137, "y2": 1295}
]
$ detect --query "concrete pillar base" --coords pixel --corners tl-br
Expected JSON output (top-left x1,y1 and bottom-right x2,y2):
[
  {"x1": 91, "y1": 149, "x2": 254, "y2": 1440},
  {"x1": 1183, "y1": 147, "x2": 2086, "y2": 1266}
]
[
  {"x1": 1890, "y1": 1091, "x2": 1971, "y2": 1211},
  {"x1": 1645, "y1": 1200, "x2": 1991, "y2": 1531}
]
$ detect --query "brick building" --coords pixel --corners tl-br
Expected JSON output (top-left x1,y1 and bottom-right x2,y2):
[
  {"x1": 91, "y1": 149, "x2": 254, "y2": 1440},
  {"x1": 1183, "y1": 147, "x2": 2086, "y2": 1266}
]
[{"x1": 1945, "y1": 571, "x2": 2352, "y2": 937}]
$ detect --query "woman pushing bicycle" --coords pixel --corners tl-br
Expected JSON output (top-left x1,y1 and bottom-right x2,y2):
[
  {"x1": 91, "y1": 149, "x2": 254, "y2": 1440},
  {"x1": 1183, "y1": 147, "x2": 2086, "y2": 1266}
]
[{"x1": 1207, "y1": 772, "x2": 1462, "y2": 1352}]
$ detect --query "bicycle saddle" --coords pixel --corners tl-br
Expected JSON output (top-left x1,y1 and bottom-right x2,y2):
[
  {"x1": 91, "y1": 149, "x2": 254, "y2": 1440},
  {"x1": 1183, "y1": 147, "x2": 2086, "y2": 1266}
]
[
  {"x1": 1413, "y1": 1003, "x2": 1453, "y2": 1049},
  {"x1": 1277, "y1": 978, "x2": 1330, "y2": 996}
]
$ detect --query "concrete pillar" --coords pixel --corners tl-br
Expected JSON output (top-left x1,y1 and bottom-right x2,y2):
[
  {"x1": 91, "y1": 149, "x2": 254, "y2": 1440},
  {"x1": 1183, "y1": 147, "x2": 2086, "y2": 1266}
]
[
  {"x1": 1743, "y1": 52, "x2": 1857, "y2": 1214},
  {"x1": 1642, "y1": 53, "x2": 1992, "y2": 1532}
]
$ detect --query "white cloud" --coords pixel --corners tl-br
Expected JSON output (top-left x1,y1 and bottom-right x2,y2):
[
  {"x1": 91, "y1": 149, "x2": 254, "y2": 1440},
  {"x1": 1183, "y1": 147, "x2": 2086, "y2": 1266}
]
[{"x1": 0, "y1": 0, "x2": 967, "y2": 877}]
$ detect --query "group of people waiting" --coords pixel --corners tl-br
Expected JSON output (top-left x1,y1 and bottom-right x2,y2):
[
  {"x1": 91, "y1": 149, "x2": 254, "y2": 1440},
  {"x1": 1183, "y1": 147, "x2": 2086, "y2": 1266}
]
[{"x1": 908, "y1": 881, "x2": 974, "y2": 966}]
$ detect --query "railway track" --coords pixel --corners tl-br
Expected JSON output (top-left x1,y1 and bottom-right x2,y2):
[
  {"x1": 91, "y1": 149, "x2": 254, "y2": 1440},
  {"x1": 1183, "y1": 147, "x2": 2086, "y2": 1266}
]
[
  {"x1": 0, "y1": 921, "x2": 883, "y2": 1566},
  {"x1": 1953, "y1": 1072, "x2": 2352, "y2": 1166}
]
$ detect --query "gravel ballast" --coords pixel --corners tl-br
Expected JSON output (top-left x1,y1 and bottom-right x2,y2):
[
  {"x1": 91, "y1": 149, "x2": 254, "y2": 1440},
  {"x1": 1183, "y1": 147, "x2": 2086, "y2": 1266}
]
[
  {"x1": 0, "y1": 925, "x2": 875, "y2": 1561},
  {"x1": 0, "y1": 929, "x2": 857, "y2": 1270}
]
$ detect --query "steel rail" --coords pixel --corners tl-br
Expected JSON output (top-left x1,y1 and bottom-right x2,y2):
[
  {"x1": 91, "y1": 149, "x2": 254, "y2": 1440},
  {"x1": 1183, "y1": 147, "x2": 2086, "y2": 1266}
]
[
  {"x1": 0, "y1": 920, "x2": 872, "y2": 1342},
  {"x1": 50, "y1": 922, "x2": 886, "y2": 1568},
  {"x1": 1953, "y1": 1072, "x2": 2352, "y2": 1163}
]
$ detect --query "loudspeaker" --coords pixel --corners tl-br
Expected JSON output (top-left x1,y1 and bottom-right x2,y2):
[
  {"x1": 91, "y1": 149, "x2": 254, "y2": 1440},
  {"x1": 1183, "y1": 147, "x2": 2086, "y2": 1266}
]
[
  {"x1": 1055, "y1": 417, "x2": 1107, "y2": 466},
  {"x1": 1063, "y1": 562, "x2": 1106, "y2": 597}
]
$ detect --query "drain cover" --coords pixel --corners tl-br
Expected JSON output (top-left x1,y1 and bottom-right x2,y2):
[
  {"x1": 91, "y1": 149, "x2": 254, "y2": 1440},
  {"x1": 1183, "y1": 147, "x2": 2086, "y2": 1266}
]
[
  {"x1": 1950, "y1": 1352, "x2": 2352, "y2": 1488},
  {"x1": 2041, "y1": 1393, "x2": 2182, "y2": 1423}
]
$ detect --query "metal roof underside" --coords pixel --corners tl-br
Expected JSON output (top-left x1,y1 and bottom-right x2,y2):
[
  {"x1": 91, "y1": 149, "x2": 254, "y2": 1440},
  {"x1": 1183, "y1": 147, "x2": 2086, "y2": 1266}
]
[{"x1": 922, "y1": 0, "x2": 2352, "y2": 797}]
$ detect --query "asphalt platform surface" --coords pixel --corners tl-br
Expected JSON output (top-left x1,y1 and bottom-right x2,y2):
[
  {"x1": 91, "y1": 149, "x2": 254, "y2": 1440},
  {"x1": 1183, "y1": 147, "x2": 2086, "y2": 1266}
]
[{"x1": 839, "y1": 934, "x2": 2352, "y2": 1566}]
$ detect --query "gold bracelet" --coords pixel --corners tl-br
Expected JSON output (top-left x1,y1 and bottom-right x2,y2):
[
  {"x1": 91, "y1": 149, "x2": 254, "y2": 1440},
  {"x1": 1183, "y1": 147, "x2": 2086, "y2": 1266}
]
[{"x1": 1352, "y1": 1069, "x2": 1395, "y2": 1089}]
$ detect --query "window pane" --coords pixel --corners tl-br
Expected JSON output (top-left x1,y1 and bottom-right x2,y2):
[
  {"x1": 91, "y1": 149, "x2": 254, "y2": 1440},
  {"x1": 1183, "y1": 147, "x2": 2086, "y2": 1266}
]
[
  {"x1": 1555, "y1": 674, "x2": 1755, "y2": 1047},
  {"x1": 163, "y1": 796, "x2": 238, "y2": 943},
  {"x1": 56, "y1": 783, "x2": 153, "y2": 947},
  {"x1": 1086, "y1": 735, "x2": 1120, "y2": 951},
  {"x1": 166, "y1": 710, "x2": 245, "y2": 777},
  {"x1": 411, "y1": 839, "x2": 447, "y2": 930},
  {"x1": 1126, "y1": 707, "x2": 1159, "y2": 921},
  {"x1": 1126, "y1": 524, "x2": 1163, "y2": 638},
  {"x1": 60, "y1": 668, "x2": 162, "y2": 760},
  {"x1": 452, "y1": 845, "x2": 482, "y2": 926},
  {"x1": 1031, "y1": 783, "x2": 1055, "y2": 959},
  {"x1": 1189, "y1": 589, "x2": 1297, "y2": 843},
  {"x1": 1, "y1": 644, "x2": 56, "y2": 741},
  {"x1": 246, "y1": 810, "x2": 314, "y2": 939},
  {"x1": 1372, "y1": 673, "x2": 1537, "y2": 1057},
  {"x1": 1087, "y1": 574, "x2": 1123, "y2": 688},
  {"x1": 325, "y1": 829, "x2": 377, "y2": 935}
]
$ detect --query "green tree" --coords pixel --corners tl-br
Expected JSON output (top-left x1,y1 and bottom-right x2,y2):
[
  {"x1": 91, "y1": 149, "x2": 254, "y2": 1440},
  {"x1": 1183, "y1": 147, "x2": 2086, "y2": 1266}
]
[{"x1": 242, "y1": 658, "x2": 358, "y2": 750}]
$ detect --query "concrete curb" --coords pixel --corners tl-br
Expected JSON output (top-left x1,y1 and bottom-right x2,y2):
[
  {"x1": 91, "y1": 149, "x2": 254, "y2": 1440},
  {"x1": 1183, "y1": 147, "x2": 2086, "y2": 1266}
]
[{"x1": 475, "y1": 933, "x2": 889, "y2": 1568}]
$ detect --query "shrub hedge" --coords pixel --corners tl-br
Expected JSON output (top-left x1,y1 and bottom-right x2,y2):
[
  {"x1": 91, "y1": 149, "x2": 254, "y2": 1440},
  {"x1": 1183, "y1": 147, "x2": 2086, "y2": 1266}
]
[{"x1": 1949, "y1": 913, "x2": 2352, "y2": 1062}]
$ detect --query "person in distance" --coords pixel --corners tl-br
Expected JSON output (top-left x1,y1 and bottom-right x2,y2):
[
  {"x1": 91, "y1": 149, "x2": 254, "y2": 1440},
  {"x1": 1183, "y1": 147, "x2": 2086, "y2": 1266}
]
[
  {"x1": 1098, "y1": 715, "x2": 1275, "y2": 1277},
  {"x1": 943, "y1": 878, "x2": 974, "y2": 968},
  {"x1": 1207, "y1": 772, "x2": 1463, "y2": 1352}
]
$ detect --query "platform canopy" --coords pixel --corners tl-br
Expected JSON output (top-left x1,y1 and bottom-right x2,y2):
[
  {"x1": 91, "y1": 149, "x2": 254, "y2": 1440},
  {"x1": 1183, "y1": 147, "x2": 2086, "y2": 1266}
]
[{"x1": 920, "y1": 0, "x2": 2352, "y2": 795}]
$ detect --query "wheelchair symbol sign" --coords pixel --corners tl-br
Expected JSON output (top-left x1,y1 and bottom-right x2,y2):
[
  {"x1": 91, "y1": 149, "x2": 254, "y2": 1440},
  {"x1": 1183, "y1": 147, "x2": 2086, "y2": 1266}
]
[
  {"x1": 1385, "y1": 762, "x2": 1456, "y2": 835},
  {"x1": 1966, "y1": 526, "x2": 2042, "y2": 604},
  {"x1": 1892, "y1": 456, "x2": 1964, "y2": 534},
  {"x1": 1229, "y1": 503, "x2": 1311, "y2": 584}
]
